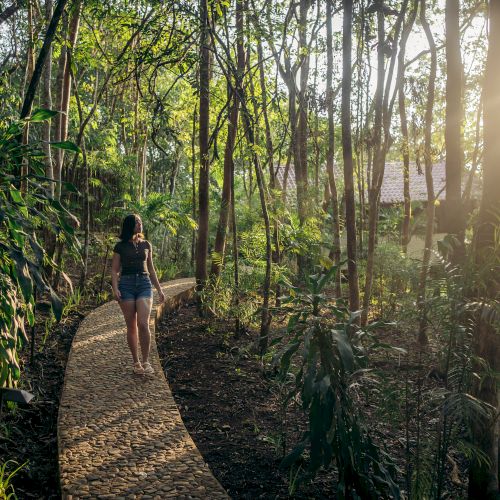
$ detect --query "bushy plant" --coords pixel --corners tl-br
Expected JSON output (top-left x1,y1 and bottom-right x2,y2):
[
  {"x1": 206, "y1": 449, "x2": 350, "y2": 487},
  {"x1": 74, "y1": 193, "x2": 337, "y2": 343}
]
[{"x1": 275, "y1": 266, "x2": 401, "y2": 498}]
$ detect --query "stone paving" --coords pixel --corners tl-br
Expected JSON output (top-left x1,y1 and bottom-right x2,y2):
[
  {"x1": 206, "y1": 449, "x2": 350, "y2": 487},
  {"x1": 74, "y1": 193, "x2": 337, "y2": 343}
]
[{"x1": 58, "y1": 278, "x2": 228, "y2": 499}]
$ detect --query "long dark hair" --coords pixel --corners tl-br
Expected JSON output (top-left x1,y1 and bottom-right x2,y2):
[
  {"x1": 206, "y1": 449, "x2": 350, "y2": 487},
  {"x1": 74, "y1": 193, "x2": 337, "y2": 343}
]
[{"x1": 119, "y1": 214, "x2": 137, "y2": 242}]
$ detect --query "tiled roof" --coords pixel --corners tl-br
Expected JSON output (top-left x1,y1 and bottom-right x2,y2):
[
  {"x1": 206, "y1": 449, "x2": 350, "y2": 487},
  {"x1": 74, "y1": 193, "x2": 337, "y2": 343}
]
[
  {"x1": 274, "y1": 161, "x2": 480, "y2": 204},
  {"x1": 380, "y1": 161, "x2": 446, "y2": 204}
]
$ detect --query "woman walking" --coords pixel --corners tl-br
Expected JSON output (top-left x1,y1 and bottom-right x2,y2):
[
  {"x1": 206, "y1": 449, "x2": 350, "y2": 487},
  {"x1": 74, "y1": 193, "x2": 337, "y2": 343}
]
[{"x1": 111, "y1": 214, "x2": 165, "y2": 375}]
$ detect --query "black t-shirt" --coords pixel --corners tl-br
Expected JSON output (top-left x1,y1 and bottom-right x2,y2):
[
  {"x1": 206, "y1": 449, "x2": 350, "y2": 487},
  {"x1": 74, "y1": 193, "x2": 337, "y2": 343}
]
[{"x1": 113, "y1": 240, "x2": 151, "y2": 275}]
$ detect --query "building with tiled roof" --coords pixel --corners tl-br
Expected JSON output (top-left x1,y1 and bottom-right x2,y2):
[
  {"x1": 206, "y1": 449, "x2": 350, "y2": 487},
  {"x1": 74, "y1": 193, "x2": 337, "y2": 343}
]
[{"x1": 275, "y1": 161, "x2": 480, "y2": 205}]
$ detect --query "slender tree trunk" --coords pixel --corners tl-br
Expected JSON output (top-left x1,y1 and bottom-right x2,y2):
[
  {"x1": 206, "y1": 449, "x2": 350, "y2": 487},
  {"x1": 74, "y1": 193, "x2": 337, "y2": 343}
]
[
  {"x1": 342, "y1": 0, "x2": 360, "y2": 314},
  {"x1": 246, "y1": 118, "x2": 272, "y2": 355},
  {"x1": 362, "y1": 1, "x2": 385, "y2": 325},
  {"x1": 444, "y1": 0, "x2": 465, "y2": 248},
  {"x1": 417, "y1": 0, "x2": 437, "y2": 345},
  {"x1": 191, "y1": 104, "x2": 197, "y2": 269},
  {"x1": 53, "y1": 9, "x2": 68, "y2": 196},
  {"x1": 326, "y1": 0, "x2": 341, "y2": 297},
  {"x1": 231, "y1": 140, "x2": 241, "y2": 337},
  {"x1": 211, "y1": 0, "x2": 245, "y2": 279},
  {"x1": 42, "y1": 0, "x2": 54, "y2": 198},
  {"x1": 399, "y1": 1, "x2": 418, "y2": 252},
  {"x1": 463, "y1": 92, "x2": 482, "y2": 205},
  {"x1": 362, "y1": 0, "x2": 408, "y2": 324},
  {"x1": 168, "y1": 145, "x2": 180, "y2": 197},
  {"x1": 20, "y1": 0, "x2": 35, "y2": 192},
  {"x1": 256, "y1": 33, "x2": 281, "y2": 305},
  {"x1": 54, "y1": 0, "x2": 82, "y2": 200},
  {"x1": 195, "y1": 0, "x2": 211, "y2": 298},
  {"x1": 297, "y1": 0, "x2": 310, "y2": 218},
  {"x1": 468, "y1": 1, "x2": 500, "y2": 496},
  {"x1": 78, "y1": 138, "x2": 89, "y2": 290}
]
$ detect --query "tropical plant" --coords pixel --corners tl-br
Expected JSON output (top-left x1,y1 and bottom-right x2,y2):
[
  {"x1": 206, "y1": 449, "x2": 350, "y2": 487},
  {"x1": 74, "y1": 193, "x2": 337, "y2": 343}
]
[
  {"x1": 275, "y1": 265, "x2": 401, "y2": 498},
  {"x1": 0, "y1": 112, "x2": 79, "y2": 386}
]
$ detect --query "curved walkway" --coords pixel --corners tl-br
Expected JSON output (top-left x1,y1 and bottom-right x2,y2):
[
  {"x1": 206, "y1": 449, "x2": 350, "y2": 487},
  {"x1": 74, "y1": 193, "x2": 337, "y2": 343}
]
[{"x1": 58, "y1": 278, "x2": 228, "y2": 499}]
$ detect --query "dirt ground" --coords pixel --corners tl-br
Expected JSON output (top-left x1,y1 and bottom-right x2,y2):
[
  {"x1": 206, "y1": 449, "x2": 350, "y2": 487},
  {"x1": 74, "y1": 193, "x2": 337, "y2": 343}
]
[
  {"x1": 156, "y1": 303, "x2": 470, "y2": 500},
  {"x1": 157, "y1": 303, "x2": 337, "y2": 499}
]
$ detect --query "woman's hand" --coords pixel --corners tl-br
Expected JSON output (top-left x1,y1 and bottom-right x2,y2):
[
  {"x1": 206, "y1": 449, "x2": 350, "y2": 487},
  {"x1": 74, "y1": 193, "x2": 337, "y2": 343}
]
[
  {"x1": 113, "y1": 288, "x2": 121, "y2": 302},
  {"x1": 158, "y1": 290, "x2": 165, "y2": 304}
]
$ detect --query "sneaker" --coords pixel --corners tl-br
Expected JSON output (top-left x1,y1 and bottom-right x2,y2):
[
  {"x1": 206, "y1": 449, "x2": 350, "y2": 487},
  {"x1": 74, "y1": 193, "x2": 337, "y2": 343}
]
[{"x1": 142, "y1": 361, "x2": 154, "y2": 375}]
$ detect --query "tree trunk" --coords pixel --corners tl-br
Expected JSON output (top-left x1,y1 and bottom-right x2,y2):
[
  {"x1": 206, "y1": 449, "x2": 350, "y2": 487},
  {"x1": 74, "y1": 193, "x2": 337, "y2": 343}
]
[
  {"x1": 256, "y1": 33, "x2": 281, "y2": 305},
  {"x1": 468, "y1": 1, "x2": 500, "y2": 496},
  {"x1": 53, "y1": 9, "x2": 68, "y2": 199},
  {"x1": 326, "y1": 0, "x2": 341, "y2": 297},
  {"x1": 341, "y1": 0, "x2": 360, "y2": 314},
  {"x1": 195, "y1": 0, "x2": 211, "y2": 297},
  {"x1": 362, "y1": 0, "x2": 408, "y2": 325},
  {"x1": 444, "y1": 0, "x2": 465, "y2": 246},
  {"x1": 297, "y1": 0, "x2": 310, "y2": 219},
  {"x1": 42, "y1": 0, "x2": 54, "y2": 198},
  {"x1": 361, "y1": 0, "x2": 385, "y2": 325},
  {"x1": 211, "y1": 0, "x2": 245, "y2": 279},
  {"x1": 191, "y1": 105, "x2": 197, "y2": 269},
  {"x1": 399, "y1": 1, "x2": 418, "y2": 252},
  {"x1": 417, "y1": 0, "x2": 437, "y2": 346},
  {"x1": 20, "y1": 0, "x2": 35, "y2": 192},
  {"x1": 78, "y1": 138, "x2": 89, "y2": 290},
  {"x1": 231, "y1": 139, "x2": 241, "y2": 337},
  {"x1": 54, "y1": 0, "x2": 82, "y2": 200}
]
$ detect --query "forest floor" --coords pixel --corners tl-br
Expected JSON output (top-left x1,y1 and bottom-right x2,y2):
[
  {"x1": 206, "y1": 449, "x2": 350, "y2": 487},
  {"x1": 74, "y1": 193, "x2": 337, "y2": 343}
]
[{"x1": 157, "y1": 302, "x2": 470, "y2": 499}]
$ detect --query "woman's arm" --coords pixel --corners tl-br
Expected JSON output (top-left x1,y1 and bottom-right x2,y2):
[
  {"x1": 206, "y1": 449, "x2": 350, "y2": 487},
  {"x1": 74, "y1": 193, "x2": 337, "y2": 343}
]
[
  {"x1": 147, "y1": 243, "x2": 165, "y2": 303},
  {"x1": 111, "y1": 252, "x2": 121, "y2": 301}
]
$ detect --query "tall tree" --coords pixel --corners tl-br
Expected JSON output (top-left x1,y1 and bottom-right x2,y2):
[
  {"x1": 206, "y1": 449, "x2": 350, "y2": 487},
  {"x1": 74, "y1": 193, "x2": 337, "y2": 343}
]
[
  {"x1": 361, "y1": 0, "x2": 385, "y2": 325},
  {"x1": 211, "y1": 1, "x2": 245, "y2": 278},
  {"x1": 398, "y1": 1, "x2": 418, "y2": 252},
  {"x1": 342, "y1": 0, "x2": 360, "y2": 314},
  {"x1": 417, "y1": 0, "x2": 437, "y2": 345},
  {"x1": 53, "y1": 0, "x2": 82, "y2": 200},
  {"x1": 362, "y1": 0, "x2": 407, "y2": 325},
  {"x1": 326, "y1": 0, "x2": 341, "y2": 297},
  {"x1": 468, "y1": 0, "x2": 500, "y2": 496},
  {"x1": 42, "y1": 0, "x2": 54, "y2": 198},
  {"x1": 444, "y1": 0, "x2": 465, "y2": 248},
  {"x1": 296, "y1": 0, "x2": 311, "y2": 218},
  {"x1": 195, "y1": 0, "x2": 211, "y2": 295}
]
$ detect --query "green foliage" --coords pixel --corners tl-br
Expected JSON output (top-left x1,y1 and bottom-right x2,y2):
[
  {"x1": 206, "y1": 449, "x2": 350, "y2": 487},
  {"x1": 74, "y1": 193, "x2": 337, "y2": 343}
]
[
  {"x1": 0, "y1": 460, "x2": 27, "y2": 500},
  {"x1": 118, "y1": 192, "x2": 196, "y2": 237},
  {"x1": 370, "y1": 241, "x2": 419, "y2": 319},
  {"x1": 0, "y1": 117, "x2": 79, "y2": 387},
  {"x1": 275, "y1": 266, "x2": 401, "y2": 498}
]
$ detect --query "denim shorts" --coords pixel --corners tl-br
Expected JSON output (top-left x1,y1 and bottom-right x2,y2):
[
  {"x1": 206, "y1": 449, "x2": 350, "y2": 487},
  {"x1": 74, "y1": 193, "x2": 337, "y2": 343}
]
[{"x1": 118, "y1": 273, "x2": 153, "y2": 301}]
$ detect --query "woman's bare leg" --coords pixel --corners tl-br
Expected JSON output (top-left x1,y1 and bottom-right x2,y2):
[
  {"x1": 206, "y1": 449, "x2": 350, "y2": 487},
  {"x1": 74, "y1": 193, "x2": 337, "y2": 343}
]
[
  {"x1": 136, "y1": 298, "x2": 153, "y2": 363},
  {"x1": 119, "y1": 300, "x2": 139, "y2": 363}
]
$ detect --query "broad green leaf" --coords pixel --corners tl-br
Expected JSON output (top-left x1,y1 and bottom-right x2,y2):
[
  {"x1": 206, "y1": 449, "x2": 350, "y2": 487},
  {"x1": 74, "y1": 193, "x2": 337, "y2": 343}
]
[
  {"x1": 9, "y1": 249, "x2": 33, "y2": 301},
  {"x1": 9, "y1": 189, "x2": 23, "y2": 204},
  {"x1": 331, "y1": 329, "x2": 355, "y2": 373},
  {"x1": 50, "y1": 140, "x2": 81, "y2": 153},
  {"x1": 29, "y1": 109, "x2": 58, "y2": 122}
]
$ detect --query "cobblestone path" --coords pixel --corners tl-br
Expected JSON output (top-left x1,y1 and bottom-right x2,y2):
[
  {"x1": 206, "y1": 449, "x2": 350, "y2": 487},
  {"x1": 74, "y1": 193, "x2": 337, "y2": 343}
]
[{"x1": 58, "y1": 278, "x2": 228, "y2": 499}]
